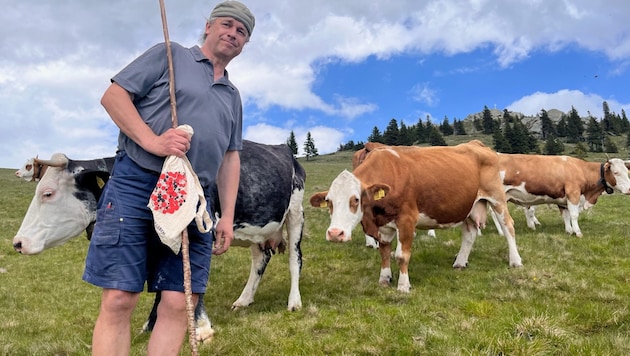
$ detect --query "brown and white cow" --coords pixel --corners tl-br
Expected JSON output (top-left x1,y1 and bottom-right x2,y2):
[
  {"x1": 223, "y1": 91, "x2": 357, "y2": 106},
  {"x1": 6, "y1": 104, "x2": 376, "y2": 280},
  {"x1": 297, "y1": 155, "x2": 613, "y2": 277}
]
[
  {"x1": 352, "y1": 143, "x2": 436, "y2": 248},
  {"x1": 15, "y1": 156, "x2": 48, "y2": 182},
  {"x1": 310, "y1": 140, "x2": 522, "y2": 293},
  {"x1": 13, "y1": 140, "x2": 306, "y2": 342},
  {"x1": 491, "y1": 154, "x2": 630, "y2": 237}
]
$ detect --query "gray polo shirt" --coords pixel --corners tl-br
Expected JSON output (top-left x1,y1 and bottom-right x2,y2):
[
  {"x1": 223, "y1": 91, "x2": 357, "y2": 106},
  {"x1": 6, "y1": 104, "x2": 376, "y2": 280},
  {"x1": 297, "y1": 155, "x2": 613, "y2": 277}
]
[{"x1": 112, "y1": 43, "x2": 243, "y2": 190}]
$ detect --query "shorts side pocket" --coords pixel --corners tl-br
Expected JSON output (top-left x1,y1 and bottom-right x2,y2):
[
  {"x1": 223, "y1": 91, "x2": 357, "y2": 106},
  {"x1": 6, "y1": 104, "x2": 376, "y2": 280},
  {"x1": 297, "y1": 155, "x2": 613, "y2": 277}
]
[{"x1": 92, "y1": 201, "x2": 121, "y2": 246}]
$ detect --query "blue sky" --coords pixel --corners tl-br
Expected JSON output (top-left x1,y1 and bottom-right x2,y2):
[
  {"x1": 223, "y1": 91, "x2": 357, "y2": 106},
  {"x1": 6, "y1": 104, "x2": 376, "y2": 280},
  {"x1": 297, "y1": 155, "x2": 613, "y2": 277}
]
[{"x1": 1, "y1": 0, "x2": 629, "y2": 169}]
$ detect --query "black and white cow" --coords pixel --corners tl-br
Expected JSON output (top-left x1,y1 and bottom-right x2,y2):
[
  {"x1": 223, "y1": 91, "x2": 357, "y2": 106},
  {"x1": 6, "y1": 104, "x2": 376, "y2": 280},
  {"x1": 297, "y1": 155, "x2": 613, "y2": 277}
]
[{"x1": 13, "y1": 140, "x2": 306, "y2": 342}]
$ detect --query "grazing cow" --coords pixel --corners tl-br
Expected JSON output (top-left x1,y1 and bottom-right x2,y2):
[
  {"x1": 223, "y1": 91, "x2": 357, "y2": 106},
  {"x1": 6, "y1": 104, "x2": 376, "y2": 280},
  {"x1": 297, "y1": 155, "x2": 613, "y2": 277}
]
[
  {"x1": 310, "y1": 140, "x2": 522, "y2": 293},
  {"x1": 15, "y1": 157, "x2": 48, "y2": 182},
  {"x1": 490, "y1": 154, "x2": 630, "y2": 237},
  {"x1": 13, "y1": 140, "x2": 306, "y2": 342},
  {"x1": 352, "y1": 143, "x2": 437, "y2": 248}
]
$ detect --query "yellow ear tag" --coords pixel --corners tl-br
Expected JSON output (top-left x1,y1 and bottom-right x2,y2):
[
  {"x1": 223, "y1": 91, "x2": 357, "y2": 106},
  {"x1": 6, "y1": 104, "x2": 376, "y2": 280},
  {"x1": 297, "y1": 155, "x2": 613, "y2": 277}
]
[
  {"x1": 320, "y1": 201, "x2": 327, "y2": 208},
  {"x1": 96, "y1": 176, "x2": 105, "y2": 189},
  {"x1": 374, "y1": 188, "x2": 385, "y2": 200}
]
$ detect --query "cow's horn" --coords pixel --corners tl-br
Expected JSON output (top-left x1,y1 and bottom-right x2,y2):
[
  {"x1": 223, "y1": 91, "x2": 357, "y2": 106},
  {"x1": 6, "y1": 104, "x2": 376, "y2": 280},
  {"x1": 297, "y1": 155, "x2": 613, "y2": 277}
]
[{"x1": 34, "y1": 153, "x2": 69, "y2": 167}]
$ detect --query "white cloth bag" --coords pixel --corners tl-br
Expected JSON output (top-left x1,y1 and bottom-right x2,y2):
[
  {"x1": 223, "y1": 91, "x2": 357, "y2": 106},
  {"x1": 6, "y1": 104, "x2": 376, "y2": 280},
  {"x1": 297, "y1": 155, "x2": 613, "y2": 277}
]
[{"x1": 147, "y1": 125, "x2": 213, "y2": 254}]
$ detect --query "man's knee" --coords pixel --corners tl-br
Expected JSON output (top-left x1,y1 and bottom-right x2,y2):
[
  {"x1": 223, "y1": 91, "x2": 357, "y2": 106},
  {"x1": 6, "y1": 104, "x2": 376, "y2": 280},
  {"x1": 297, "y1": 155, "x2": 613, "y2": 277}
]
[{"x1": 101, "y1": 289, "x2": 140, "y2": 314}]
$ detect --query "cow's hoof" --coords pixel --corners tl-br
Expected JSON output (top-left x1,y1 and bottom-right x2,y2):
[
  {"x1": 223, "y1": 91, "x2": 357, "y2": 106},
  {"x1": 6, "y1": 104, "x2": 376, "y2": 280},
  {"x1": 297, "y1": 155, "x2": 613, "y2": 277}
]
[{"x1": 452, "y1": 262, "x2": 468, "y2": 269}]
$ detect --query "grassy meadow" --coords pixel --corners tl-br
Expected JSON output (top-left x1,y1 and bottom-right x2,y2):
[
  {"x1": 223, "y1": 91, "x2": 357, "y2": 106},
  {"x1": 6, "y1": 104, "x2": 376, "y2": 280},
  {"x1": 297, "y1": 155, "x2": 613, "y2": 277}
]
[{"x1": 1, "y1": 139, "x2": 630, "y2": 355}]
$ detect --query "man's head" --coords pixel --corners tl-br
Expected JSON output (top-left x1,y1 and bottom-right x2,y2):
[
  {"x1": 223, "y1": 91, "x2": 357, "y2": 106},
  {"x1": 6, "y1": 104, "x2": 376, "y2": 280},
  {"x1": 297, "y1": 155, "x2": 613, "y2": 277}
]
[{"x1": 209, "y1": 1, "x2": 255, "y2": 37}]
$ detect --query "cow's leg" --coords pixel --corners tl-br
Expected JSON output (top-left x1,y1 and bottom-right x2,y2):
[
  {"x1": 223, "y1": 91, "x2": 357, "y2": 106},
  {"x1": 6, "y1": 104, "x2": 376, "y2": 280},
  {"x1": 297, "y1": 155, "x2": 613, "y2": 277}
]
[
  {"x1": 453, "y1": 221, "x2": 478, "y2": 269},
  {"x1": 142, "y1": 292, "x2": 214, "y2": 343},
  {"x1": 142, "y1": 292, "x2": 161, "y2": 333},
  {"x1": 232, "y1": 244, "x2": 272, "y2": 309},
  {"x1": 488, "y1": 201, "x2": 523, "y2": 267},
  {"x1": 285, "y1": 189, "x2": 304, "y2": 311},
  {"x1": 395, "y1": 221, "x2": 415, "y2": 293},
  {"x1": 524, "y1": 206, "x2": 540, "y2": 230},
  {"x1": 377, "y1": 226, "x2": 396, "y2": 286},
  {"x1": 488, "y1": 206, "x2": 505, "y2": 236},
  {"x1": 193, "y1": 294, "x2": 215, "y2": 343},
  {"x1": 559, "y1": 207, "x2": 573, "y2": 235},
  {"x1": 364, "y1": 234, "x2": 379, "y2": 248},
  {"x1": 562, "y1": 202, "x2": 582, "y2": 237}
]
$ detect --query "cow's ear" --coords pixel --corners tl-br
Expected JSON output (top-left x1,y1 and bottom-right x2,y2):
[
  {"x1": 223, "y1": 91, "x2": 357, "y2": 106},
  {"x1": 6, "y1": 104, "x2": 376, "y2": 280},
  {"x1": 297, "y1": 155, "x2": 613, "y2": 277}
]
[
  {"x1": 624, "y1": 160, "x2": 630, "y2": 169},
  {"x1": 309, "y1": 192, "x2": 328, "y2": 208},
  {"x1": 365, "y1": 184, "x2": 391, "y2": 202}
]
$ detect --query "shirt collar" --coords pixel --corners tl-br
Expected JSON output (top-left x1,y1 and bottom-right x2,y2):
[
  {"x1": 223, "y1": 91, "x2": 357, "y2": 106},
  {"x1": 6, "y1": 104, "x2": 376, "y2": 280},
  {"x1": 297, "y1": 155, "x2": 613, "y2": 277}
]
[{"x1": 191, "y1": 45, "x2": 230, "y2": 82}]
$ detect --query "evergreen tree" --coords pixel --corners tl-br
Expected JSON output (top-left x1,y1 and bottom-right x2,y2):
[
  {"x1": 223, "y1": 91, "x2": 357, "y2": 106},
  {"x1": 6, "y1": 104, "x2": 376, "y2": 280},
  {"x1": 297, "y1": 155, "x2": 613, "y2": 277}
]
[
  {"x1": 604, "y1": 136, "x2": 618, "y2": 153},
  {"x1": 439, "y1": 116, "x2": 454, "y2": 136},
  {"x1": 572, "y1": 142, "x2": 588, "y2": 159},
  {"x1": 540, "y1": 109, "x2": 556, "y2": 140},
  {"x1": 556, "y1": 116, "x2": 568, "y2": 138},
  {"x1": 453, "y1": 119, "x2": 467, "y2": 135},
  {"x1": 286, "y1": 130, "x2": 298, "y2": 156},
  {"x1": 481, "y1": 105, "x2": 496, "y2": 134},
  {"x1": 399, "y1": 120, "x2": 415, "y2": 145},
  {"x1": 621, "y1": 109, "x2": 629, "y2": 133},
  {"x1": 586, "y1": 117, "x2": 604, "y2": 152},
  {"x1": 428, "y1": 125, "x2": 447, "y2": 146},
  {"x1": 566, "y1": 106, "x2": 584, "y2": 143},
  {"x1": 368, "y1": 126, "x2": 383, "y2": 143},
  {"x1": 543, "y1": 134, "x2": 564, "y2": 155},
  {"x1": 383, "y1": 118, "x2": 400, "y2": 145},
  {"x1": 416, "y1": 117, "x2": 429, "y2": 143},
  {"x1": 493, "y1": 127, "x2": 510, "y2": 153},
  {"x1": 473, "y1": 118, "x2": 483, "y2": 132},
  {"x1": 303, "y1": 131, "x2": 318, "y2": 161}
]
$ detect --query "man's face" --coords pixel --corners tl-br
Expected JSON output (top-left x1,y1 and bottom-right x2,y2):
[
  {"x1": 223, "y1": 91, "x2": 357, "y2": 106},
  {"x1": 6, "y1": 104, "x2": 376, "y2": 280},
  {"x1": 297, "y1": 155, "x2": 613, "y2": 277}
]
[{"x1": 204, "y1": 17, "x2": 248, "y2": 61}]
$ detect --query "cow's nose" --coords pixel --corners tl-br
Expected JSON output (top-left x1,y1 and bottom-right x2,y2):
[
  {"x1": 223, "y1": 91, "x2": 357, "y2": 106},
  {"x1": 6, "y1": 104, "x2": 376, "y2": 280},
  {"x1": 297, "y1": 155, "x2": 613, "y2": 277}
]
[
  {"x1": 326, "y1": 228, "x2": 345, "y2": 242},
  {"x1": 13, "y1": 241, "x2": 23, "y2": 253}
]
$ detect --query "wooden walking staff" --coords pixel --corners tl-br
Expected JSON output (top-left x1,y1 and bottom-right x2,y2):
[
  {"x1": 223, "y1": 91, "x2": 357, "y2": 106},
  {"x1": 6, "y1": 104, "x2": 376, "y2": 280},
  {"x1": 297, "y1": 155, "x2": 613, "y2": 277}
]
[{"x1": 158, "y1": 0, "x2": 199, "y2": 354}]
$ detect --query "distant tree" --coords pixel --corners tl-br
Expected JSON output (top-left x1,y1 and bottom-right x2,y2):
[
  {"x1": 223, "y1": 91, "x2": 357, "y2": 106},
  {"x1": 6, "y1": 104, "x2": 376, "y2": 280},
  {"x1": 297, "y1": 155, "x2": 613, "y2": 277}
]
[
  {"x1": 626, "y1": 131, "x2": 630, "y2": 148},
  {"x1": 337, "y1": 140, "x2": 356, "y2": 152},
  {"x1": 540, "y1": 109, "x2": 556, "y2": 140},
  {"x1": 543, "y1": 134, "x2": 564, "y2": 155},
  {"x1": 399, "y1": 120, "x2": 415, "y2": 145},
  {"x1": 453, "y1": 119, "x2": 467, "y2": 135},
  {"x1": 604, "y1": 136, "x2": 618, "y2": 153},
  {"x1": 481, "y1": 105, "x2": 496, "y2": 134},
  {"x1": 566, "y1": 106, "x2": 584, "y2": 143},
  {"x1": 586, "y1": 117, "x2": 604, "y2": 152},
  {"x1": 416, "y1": 117, "x2": 429, "y2": 143},
  {"x1": 556, "y1": 116, "x2": 568, "y2": 138},
  {"x1": 303, "y1": 131, "x2": 318, "y2": 160},
  {"x1": 383, "y1": 118, "x2": 400, "y2": 145},
  {"x1": 439, "y1": 116, "x2": 454, "y2": 136},
  {"x1": 286, "y1": 130, "x2": 298, "y2": 155},
  {"x1": 428, "y1": 125, "x2": 447, "y2": 146},
  {"x1": 621, "y1": 109, "x2": 629, "y2": 133},
  {"x1": 368, "y1": 126, "x2": 383, "y2": 143},
  {"x1": 572, "y1": 142, "x2": 588, "y2": 159},
  {"x1": 493, "y1": 127, "x2": 510, "y2": 153},
  {"x1": 472, "y1": 117, "x2": 483, "y2": 132}
]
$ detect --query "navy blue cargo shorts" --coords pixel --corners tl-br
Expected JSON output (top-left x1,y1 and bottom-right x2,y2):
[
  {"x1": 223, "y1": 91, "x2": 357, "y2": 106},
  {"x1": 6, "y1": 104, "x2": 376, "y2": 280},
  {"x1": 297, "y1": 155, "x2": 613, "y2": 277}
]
[{"x1": 82, "y1": 151, "x2": 213, "y2": 294}]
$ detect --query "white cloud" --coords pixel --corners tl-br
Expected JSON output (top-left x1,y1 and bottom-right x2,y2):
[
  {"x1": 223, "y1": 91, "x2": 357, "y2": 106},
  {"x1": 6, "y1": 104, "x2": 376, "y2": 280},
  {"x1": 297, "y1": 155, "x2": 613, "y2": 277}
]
[{"x1": 507, "y1": 89, "x2": 630, "y2": 118}]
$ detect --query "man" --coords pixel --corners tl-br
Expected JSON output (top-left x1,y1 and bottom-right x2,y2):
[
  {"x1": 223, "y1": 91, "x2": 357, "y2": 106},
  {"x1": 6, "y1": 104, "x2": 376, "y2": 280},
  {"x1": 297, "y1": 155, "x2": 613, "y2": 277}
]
[{"x1": 82, "y1": 1, "x2": 255, "y2": 354}]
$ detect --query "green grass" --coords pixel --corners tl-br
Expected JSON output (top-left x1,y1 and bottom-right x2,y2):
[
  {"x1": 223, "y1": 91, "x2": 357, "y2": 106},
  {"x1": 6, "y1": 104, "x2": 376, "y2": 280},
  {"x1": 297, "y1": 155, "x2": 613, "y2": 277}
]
[{"x1": 2, "y1": 142, "x2": 630, "y2": 355}]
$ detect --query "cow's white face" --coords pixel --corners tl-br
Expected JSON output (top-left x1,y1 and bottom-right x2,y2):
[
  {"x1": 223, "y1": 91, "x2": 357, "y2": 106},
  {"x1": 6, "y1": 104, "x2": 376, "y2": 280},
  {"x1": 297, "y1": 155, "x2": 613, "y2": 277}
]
[
  {"x1": 321, "y1": 170, "x2": 363, "y2": 242},
  {"x1": 15, "y1": 158, "x2": 35, "y2": 181},
  {"x1": 13, "y1": 167, "x2": 94, "y2": 254},
  {"x1": 608, "y1": 158, "x2": 630, "y2": 194}
]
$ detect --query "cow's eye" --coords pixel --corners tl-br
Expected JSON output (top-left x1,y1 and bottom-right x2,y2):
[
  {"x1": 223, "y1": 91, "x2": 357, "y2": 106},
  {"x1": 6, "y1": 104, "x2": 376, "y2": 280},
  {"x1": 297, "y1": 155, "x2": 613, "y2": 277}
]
[{"x1": 42, "y1": 190, "x2": 54, "y2": 199}]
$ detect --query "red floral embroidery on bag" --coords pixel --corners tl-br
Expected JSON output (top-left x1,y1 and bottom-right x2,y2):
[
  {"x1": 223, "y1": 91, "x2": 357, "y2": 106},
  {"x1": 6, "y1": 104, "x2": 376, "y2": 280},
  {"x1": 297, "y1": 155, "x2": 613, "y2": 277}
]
[{"x1": 150, "y1": 171, "x2": 188, "y2": 214}]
